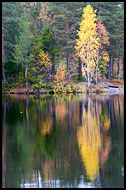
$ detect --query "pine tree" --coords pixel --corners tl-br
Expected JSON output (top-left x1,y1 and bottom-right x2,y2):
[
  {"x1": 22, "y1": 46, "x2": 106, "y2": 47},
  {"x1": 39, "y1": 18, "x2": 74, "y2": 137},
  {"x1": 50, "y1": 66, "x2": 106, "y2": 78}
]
[
  {"x1": 50, "y1": 2, "x2": 87, "y2": 80},
  {"x1": 2, "y1": 2, "x2": 22, "y2": 83},
  {"x1": 13, "y1": 12, "x2": 32, "y2": 90},
  {"x1": 92, "y1": 2, "x2": 124, "y2": 79}
]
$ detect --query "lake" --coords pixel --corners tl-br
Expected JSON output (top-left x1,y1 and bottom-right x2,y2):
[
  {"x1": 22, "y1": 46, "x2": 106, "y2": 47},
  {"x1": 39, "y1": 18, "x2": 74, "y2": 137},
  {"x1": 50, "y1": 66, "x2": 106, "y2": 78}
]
[{"x1": 2, "y1": 94, "x2": 124, "y2": 188}]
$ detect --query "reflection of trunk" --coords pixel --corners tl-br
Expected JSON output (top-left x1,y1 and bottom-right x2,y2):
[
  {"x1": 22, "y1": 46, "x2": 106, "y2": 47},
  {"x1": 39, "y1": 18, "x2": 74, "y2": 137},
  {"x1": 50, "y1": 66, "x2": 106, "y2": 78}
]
[
  {"x1": 67, "y1": 102, "x2": 71, "y2": 166},
  {"x1": 25, "y1": 62, "x2": 29, "y2": 91},
  {"x1": 79, "y1": 102, "x2": 83, "y2": 126},
  {"x1": 68, "y1": 102, "x2": 71, "y2": 133},
  {"x1": 26, "y1": 96, "x2": 29, "y2": 128},
  {"x1": 99, "y1": 163, "x2": 105, "y2": 186},
  {"x1": 118, "y1": 97, "x2": 122, "y2": 126},
  {"x1": 109, "y1": 100, "x2": 115, "y2": 127},
  {"x1": 88, "y1": 97, "x2": 91, "y2": 146},
  {"x1": 52, "y1": 99, "x2": 56, "y2": 131},
  {"x1": 96, "y1": 100, "x2": 100, "y2": 134},
  {"x1": 2, "y1": 102, "x2": 7, "y2": 188}
]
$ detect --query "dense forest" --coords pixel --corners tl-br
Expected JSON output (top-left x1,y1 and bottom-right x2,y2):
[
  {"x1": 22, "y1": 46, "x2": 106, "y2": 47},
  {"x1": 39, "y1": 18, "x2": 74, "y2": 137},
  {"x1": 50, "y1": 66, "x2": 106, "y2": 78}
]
[{"x1": 2, "y1": 2, "x2": 124, "y2": 93}]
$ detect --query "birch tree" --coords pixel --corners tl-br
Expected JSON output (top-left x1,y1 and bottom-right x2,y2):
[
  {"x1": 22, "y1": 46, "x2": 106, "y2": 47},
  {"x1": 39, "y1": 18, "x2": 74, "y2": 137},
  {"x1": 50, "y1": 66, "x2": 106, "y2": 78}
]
[{"x1": 75, "y1": 4, "x2": 99, "y2": 87}]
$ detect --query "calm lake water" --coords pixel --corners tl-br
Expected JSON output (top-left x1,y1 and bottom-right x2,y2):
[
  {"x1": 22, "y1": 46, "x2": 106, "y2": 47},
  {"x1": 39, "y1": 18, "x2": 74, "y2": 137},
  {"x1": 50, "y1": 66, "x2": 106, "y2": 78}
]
[{"x1": 2, "y1": 94, "x2": 124, "y2": 188}]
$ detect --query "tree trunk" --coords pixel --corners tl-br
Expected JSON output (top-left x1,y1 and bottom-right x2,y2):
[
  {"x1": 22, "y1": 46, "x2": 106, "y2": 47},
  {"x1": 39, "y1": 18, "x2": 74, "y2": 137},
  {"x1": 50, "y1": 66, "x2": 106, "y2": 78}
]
[
  {"x1": 26, "y1": 96, "x2": 29, "y2": 128},
  {"x1": 110, "y1": 56, "x2": 113, "y2": 79},
  {"x1": 87, "y1": 54, "x2": 90, "y2": 87},
  {"x1": 71, "y1": 57, "x2": 74, "y2": 71},
  {"x1": 66, "y1": 3, "x2": 70, "y2": 81},
  {"x1": 79, "y1": 57, "x2": 82, "y2": 77},
  {"x1": 2, "y1": 64, "x2": 7, "y2": 83},
  {"x1": 118, "y1": 57, "x2": 120, "y2": 79},
  {"x1": 88, "y1": 72, "x2": 90, "y2": 87},
  {"x1": 67, "y1": 48, "x2": 70, "y2": 81},
  {"x1": 46, "y1": 67, "x2": 51, "y2": 82},
  {"x1": 2, "y1": 102, "x2": 7, "y2": 188},
  {"x1": 25, "y1": 62, "x2": 29, "y2": 91},
  {"x1": 88, "y1": 97, "x2": 91, "y2": 145},
  {"x1": 79, "y1": 102, "x2": 83, "y2": 126},
  {"x1": 52, "y1": 99, "x2": 56, "y2": 131},
  {"x1": 68, "y1": 102, "x2": 71, "y2": 133},
  {"x1": 118, "y1": 56, "x2": 121, "y2": 80},
  {"x1": 107, "y1": 61, "x2": 111, "y2": 80},
  {"x1": 2, "y1": 39, "x2": 7, "y2": 83},
  {"x1": 96, "y1": 48, "x2": 99, "y2": 84},
  {"x1": 57, "y1": 63, "x2": 59, "y2": 73},
  {"x1": 51, "y1": 56, "x2": 55, "y2": 75}
]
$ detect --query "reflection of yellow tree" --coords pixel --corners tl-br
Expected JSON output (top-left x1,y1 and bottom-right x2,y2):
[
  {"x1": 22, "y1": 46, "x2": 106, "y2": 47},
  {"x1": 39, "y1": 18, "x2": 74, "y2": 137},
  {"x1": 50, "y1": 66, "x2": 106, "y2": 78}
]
[
  {"x1": 99, "y1": 134, "x2": 111, "y2": 167},
  {"x1": 99, "y1": 108, "x2": 111, "y2": 167},
  {"x1": 77, "y1": 99, "x2": 101, "y2": 182},
  {"x1": 56, "y1": 103, "x2": 67, "y2": 121},
  {"x1": 103, "y1": 117, "x2": 110, "y2": 132},
  {"x1": 113, "y1": 96, "x2": 124, "y2": 125},
  {"x1": 42, "y1": 160, "x2": 55, "y2": 182},
  {"x1": 77, "y1": 98, "x2": 112, "y2": 182},
  {"x1": 41, "y1": 118, "x2": 53, "y2": 136}
]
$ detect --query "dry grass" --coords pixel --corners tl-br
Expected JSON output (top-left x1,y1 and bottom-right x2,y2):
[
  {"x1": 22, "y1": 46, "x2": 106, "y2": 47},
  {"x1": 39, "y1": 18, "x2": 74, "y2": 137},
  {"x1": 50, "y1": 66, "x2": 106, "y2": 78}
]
[{"x1": 101, "y1": 78, "x2": 124, "y2": 84}]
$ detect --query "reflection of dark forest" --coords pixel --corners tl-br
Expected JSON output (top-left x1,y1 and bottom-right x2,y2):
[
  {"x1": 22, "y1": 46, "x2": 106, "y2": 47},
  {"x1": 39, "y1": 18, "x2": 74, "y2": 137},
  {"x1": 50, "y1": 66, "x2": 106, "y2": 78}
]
[{"x1": 2, "y1": 94, "x2": 124, "y2": 188}]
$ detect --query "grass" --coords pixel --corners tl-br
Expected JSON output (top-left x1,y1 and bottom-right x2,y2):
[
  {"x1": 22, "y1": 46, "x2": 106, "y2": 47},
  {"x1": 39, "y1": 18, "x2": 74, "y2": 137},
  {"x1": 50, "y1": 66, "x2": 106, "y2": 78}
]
[{"x1": 101, "y1": 78, "x2": 124, "y2": 84}]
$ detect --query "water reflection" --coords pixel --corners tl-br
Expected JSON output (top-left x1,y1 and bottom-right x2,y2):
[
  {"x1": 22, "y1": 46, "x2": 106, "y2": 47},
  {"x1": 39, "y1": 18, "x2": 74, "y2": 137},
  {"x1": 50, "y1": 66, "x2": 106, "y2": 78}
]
[
  {"x1": 77, "y1": 97, "x2": 112, "y2": 182},
  {"x1": 2, "y1": 94, "x2": 124, "y2": 188}
]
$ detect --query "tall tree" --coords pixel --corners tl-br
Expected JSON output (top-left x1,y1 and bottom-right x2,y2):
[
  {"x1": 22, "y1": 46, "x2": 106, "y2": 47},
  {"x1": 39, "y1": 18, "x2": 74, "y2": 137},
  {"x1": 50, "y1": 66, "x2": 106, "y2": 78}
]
[
  {"x1": 2, "y1": 2, "x2": 22, "y2": 83},
  {"x1": 13, "y1": 11, "x2": 32, "y2": 90},
  {"x1": 75, "y1": 5, "x2": 99, "y2": 87},
  {"x1": 92, "y1": 2, "x2": 124, "y2": 79},
  {"x1": 96, "y1": 17, "x2": 110, "y2": 82},
  {"x1": 50, "y1": 2, "x2": 87, "y2": 80}
]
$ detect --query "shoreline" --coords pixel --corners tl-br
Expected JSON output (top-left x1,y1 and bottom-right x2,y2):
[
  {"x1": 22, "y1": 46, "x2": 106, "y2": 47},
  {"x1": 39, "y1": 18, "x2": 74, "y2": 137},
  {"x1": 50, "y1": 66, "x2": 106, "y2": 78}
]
[{"x1": 2, "y1": 88, "x2": 124, "y2": 96}]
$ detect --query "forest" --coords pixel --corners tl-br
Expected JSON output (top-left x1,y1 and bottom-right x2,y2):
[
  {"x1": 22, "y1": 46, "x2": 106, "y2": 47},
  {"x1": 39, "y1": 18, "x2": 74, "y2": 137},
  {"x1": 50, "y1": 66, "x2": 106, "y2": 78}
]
[{"x1": 2, "y1": 2, "x2": 124, "y2": 94}]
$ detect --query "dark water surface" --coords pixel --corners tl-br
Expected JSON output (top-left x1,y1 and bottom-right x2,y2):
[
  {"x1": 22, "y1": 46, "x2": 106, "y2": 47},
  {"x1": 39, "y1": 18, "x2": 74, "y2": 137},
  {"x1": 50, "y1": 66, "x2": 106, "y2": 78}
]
[{"x1": 2, "y1": 94, "x2": 124, "y2": 188}]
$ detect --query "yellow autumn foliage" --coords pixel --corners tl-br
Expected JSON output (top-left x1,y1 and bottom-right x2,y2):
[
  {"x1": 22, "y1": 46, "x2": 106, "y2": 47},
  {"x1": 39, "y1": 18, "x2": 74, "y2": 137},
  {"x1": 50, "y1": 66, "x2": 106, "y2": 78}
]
[
  {"x1": 96, "y1": 19, "x2": 110, "y2": 46},
  {"x1": 75, "y1": 5, "x2": 100, "y2": 83},
  {"x1": 39, "y1": 51, "x2": 52, "y2": 68},
  {"x1": 39, "y1": 2, "x2": 52, "y2": 26},
  {"x1": 55, "y1": 66, "x2": 67, "y2": 82},
  {"x1": 100, "y1": 50, "x2": 110, "y2": 67}
]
